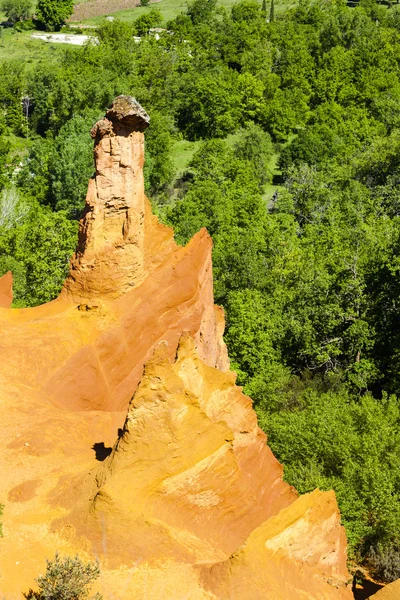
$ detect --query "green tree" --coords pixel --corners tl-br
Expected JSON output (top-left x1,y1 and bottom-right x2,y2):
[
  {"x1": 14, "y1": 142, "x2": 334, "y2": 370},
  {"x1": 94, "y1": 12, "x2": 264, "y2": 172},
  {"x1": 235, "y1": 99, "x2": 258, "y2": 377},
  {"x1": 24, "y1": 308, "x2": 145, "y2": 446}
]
[
  {"x1": 144, "y1": 111, "x2": 175, "y2": 196},
  {"x1": 233, "y1": 122, "x2": 273, "y2": 188},
  {"x1": 133, "y1": 9, "x2": 162, "y2": 35},
  {"x1": 0, "y1": 138, "x2": 10, "y2": 192},
  {"x1": 237, "y1": 72, "x2": 266, "y2": 122},
  {"x1": 36, "y1": 0, "x2": 74, "y2": 31},
  {"x1": 24, "y1": 553, "x2": 102, "y2": 600},
  {"x1": 263, "y1": 391, "x2": 400, "y2": 566},
  {"x1": 0, "y1": 60, "x2": 26, "y2": 136},
  {"x1": 269, "y1": 0, "x2": 275, "y2": 22},
  {"x1": 177, "y1": 70, "x2": 240, "y2": 139},
  {"x1": 187, "y1": 0, "x2": 217, "y2": 25},
  {"x1": 1, "y1": 0, "x2": 32, "y2": 22},
  {"x1": 0, "y1": 189, "x2": 78, "y2": 307},
  {"x1": 49, "y1": 110, "x2": 100, "y2": 217}
]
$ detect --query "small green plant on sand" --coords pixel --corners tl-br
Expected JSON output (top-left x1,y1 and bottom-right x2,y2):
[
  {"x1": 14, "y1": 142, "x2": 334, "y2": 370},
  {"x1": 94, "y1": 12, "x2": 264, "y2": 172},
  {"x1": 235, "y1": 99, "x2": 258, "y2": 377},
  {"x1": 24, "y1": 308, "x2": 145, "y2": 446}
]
[{"x1": 24, "y1": 553, "x2": 103, "y2": 600}]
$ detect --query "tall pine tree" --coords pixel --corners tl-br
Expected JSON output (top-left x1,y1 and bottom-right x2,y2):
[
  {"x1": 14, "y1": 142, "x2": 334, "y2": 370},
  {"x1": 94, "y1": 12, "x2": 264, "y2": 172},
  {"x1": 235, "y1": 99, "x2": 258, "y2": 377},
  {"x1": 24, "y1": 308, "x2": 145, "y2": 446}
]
[{"x1": 269, "y1": 0, "x2": 275, "y2": 21}]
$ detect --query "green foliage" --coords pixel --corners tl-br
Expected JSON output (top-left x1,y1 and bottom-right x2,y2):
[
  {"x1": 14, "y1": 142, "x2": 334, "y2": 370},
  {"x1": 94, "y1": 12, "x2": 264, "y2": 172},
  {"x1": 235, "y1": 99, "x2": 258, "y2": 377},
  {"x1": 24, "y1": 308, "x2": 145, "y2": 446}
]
[
  {"x1": 1, "y1": 0, "x2": 32, "y2": 23},
  {"x1": 17, "y1": 111, "x2": 99, "y2": 218},
  {"x1": 13, "y1": 18, "x2": 35, "y2": 31},
  {"x1": 187, "y1": 0, "x2": 217, "y2": 24},
  {"x1": 269, "y1": 0, "x2": 274, "y2": 21},
  {"x1": 0, "y1": 188, "x2": 78, "y2": 306},
  {"x1": 133, "y1": 9, "x2": 163, "y2": 35},
  {"x1": 36, "y1": 0, "x2": 74, "y2": 31},
  {"x1": 177, "y1": 69, "x2": 241, "y2": 139},
  {"x1": 24, "y1": 553, "x2": 102, "y2": 600},
  {"x1": 233, "y1": 122, "x2": 273, "y2": 188},
  {"x1": 262, "y1": 391, "x2": 400, "y2": 562},
  {"x1": 97, "y1": 19, "x2": 136, "y2": 48},
  {"x1": 144, "y1": 110, "x2": 176, "y2": 196},
  {"x1": 48, "y1": 111, "x2": 99, "y2": 217},
  {"x1": 0, "y1": 60, "x2": 25, "y2": 136}
]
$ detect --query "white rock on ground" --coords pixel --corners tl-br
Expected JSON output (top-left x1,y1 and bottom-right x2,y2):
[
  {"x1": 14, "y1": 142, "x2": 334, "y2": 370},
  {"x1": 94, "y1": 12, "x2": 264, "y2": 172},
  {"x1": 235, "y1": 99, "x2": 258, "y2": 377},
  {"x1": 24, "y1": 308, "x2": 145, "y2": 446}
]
[{"x1": 30, "y1": 33, "x2": 99, "y2": 46}]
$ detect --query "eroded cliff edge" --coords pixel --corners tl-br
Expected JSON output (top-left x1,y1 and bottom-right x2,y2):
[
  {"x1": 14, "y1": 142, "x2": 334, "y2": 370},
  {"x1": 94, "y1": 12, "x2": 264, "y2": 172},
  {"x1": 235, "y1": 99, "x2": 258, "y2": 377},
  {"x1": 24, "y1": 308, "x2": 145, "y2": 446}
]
[{"x1": 0, "y1": 97, "x2": 353, "y2": 599}]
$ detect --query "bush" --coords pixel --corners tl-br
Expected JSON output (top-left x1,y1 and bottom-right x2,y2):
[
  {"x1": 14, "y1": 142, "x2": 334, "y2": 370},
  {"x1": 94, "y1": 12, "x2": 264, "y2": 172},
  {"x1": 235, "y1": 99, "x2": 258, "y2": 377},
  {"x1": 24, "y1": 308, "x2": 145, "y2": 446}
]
[
  {"x1": 14, "y1": 18, "x2": 35, "y2": 30},
  {"x1": 369, "y1": 546, "x2": 400, "y2": 583},
  {"x1": 1, "y1": 0, "x2": 32, "y2": 23},
  {"x1": 36, "y1": 0, "x2": 74, "y2": 31},
  {"x1": 24, "y1": 553, "x2": 103, "y2": 600},
  {"x1": 133, "y1": 8, "x2": 162, "y2": 35}
]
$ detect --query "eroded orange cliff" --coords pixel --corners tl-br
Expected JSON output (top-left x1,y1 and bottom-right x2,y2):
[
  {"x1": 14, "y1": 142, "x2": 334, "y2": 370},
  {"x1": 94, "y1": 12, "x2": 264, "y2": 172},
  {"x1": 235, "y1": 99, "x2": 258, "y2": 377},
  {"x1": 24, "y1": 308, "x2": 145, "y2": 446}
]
[{"x1": 0, "y1": 97, "x2": 354, "y2": 599}]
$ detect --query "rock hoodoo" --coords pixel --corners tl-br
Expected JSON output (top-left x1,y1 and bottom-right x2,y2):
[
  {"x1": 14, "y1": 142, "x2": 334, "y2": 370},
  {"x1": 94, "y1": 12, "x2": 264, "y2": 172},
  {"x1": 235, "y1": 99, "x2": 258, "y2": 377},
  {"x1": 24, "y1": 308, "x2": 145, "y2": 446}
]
[
  {"x1": 0, "y1": 97, "x2": 358, "y2": 598},
  {"x1": 63, "y1": 95, "x2": 168, "y2": 300}
]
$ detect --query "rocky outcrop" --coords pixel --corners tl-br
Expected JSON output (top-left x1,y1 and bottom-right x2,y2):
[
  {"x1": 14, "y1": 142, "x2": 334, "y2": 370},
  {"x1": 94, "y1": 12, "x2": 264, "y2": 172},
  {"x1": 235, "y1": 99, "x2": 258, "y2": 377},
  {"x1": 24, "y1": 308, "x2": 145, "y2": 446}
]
[
  {"x1": 44, "y1": 334, "x2": 351, "y2": 598},
  {"x1": 83, "y1": 336, "x2": 297, "y2": 559},
  {"x1": 0, "y1": 97, "x2": 355, "y2": 599},
  {"x1": 200, "y1": 489, "x2": 349, "y2": 599},
  {"x1": 62, "y1": 95, "x2": 174, "y2": 301}
]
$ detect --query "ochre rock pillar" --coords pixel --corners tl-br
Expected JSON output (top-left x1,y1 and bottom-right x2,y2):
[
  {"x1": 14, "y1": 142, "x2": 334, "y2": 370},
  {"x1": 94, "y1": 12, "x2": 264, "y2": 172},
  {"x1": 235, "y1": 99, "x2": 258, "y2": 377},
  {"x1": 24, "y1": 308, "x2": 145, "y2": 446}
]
[{"x1": 63, "y1": 96, "x2": 151, "y2": 300}]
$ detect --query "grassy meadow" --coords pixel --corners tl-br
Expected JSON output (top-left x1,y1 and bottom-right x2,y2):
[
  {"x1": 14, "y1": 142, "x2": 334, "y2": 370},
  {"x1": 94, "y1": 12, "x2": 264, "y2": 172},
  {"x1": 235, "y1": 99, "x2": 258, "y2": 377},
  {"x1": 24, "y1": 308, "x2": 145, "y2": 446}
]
[
  {"x1": 69, "y1": 0, "x2": 295, "y2": 26},
  {"x1": 0, "y1": 27, "x2": 65, "y2": 63}
]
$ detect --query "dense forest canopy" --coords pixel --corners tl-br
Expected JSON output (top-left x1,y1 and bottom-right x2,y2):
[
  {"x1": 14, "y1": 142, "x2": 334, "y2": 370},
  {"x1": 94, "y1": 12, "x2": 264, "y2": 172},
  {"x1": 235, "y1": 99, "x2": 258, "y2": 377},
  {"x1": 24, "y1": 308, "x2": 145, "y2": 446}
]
[{"x1": 2, "y1": 0, "x2": 400, "y2": 581}]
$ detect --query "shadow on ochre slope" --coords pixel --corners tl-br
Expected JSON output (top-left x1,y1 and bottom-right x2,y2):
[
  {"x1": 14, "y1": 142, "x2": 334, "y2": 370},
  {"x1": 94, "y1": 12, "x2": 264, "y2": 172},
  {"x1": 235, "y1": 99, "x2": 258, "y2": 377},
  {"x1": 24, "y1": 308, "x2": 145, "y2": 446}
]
[
  {"x1": 92, "y1": 429, "x2": 124, "y2": 460},
  {"x1": 353, "y1": 577, "x2": 384, "y2": 599},
  {"x1": 92, "y1": 442, "x2": 112, "y2": 461}
]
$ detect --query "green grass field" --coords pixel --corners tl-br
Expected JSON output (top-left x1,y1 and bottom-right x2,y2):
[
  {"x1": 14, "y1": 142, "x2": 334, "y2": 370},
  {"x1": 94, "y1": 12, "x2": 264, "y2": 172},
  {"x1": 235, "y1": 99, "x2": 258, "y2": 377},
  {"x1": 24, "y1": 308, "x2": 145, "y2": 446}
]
[
  {"x1": 70, "y1": 0, "x2": 204, "y2": 26},
  {"x1": 0, "y1": 27, "x2": 67, "y2": 63},
  {"x1": 71, "y1": 0, "x2": 295, "y2": 26},
  {"x1": 171, "y1": 139, "x2": 202, "y2": 176},
  {"x1": 171, "y1": 133, "x2": 283, "y2": 205}
]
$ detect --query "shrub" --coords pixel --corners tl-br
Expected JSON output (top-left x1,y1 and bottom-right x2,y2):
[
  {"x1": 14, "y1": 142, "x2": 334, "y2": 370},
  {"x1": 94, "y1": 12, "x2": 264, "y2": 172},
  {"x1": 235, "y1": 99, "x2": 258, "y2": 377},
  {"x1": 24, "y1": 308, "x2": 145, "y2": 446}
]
[
  {"x1": 369, "y1": 546, "x2": 400, "y2": 583},
  {"x1": 14, "y1": 18, "x2": 35, "y2": 30},
  {"x1": 1, "y1": 0, "x2": 32, "y2": 23},
  {"x1": 24, "y1": 553, "x2": 103, "y2": 600},
  {"x1": 35, "y1": 0, "x2": 74, "y2": 31},
  {"x1": 133, "y1": 8, "x2": 162, "y2": 35}
]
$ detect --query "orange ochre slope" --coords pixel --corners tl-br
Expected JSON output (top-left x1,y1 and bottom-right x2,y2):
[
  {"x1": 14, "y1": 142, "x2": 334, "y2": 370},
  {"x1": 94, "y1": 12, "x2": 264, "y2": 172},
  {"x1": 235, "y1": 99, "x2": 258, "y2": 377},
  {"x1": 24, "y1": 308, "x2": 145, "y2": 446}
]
[{"x1": 0, "y1": 96, "x2": 355, "y2": 599}]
